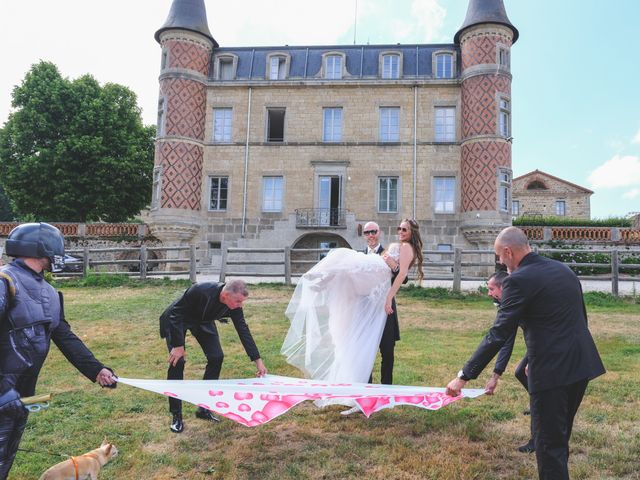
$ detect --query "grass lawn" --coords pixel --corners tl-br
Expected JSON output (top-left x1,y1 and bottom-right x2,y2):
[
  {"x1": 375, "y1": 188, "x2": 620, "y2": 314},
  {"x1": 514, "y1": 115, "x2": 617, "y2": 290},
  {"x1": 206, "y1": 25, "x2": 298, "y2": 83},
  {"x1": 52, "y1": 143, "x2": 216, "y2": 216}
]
[{"x1": 10, "y1": 283, "x2": 640, "y2": 479}]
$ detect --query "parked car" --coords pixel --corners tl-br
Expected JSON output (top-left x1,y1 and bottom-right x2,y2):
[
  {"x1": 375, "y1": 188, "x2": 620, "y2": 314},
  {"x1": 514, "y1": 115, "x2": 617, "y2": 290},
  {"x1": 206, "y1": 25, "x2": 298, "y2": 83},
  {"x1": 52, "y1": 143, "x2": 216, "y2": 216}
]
[{"x1": 52, "y1": 254, "x2": 84, "y2": 273}]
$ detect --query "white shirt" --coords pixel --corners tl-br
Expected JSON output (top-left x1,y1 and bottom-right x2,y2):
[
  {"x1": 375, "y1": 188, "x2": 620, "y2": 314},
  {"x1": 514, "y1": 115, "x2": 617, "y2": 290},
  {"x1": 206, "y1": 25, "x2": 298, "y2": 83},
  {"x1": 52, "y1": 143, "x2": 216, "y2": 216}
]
[{"x1": 368, "y1": 244, "x2": 381, "y2": 255}]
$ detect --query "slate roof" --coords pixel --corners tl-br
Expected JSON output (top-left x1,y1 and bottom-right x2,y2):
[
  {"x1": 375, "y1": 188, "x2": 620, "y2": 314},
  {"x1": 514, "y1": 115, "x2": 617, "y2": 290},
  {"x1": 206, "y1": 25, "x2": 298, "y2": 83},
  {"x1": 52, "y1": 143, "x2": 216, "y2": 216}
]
[
  {"x1": 454, "y1": 0, "x2": 518, "y2": 44},
  {"x1": 212, "y1": 43, "x2": 460, "y2": 80},
  {"x1": 155, "y1": 0, "x2": 217, "y2": 46}
]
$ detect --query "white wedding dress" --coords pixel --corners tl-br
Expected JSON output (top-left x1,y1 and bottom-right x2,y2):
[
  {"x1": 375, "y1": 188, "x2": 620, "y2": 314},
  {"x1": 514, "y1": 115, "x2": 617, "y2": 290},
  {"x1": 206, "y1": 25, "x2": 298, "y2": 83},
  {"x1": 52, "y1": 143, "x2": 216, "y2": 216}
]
[{"x1": 281, "y1": 245, "x2": 400, "y2": 388}]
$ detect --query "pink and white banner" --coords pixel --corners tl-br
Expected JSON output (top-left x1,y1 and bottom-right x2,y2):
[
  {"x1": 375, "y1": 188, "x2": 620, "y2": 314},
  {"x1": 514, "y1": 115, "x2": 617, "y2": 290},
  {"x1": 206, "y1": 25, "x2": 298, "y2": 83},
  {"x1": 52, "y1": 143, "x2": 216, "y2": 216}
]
[{"x1": 118, "y1": 375, "x2": 484, "y2": 427}]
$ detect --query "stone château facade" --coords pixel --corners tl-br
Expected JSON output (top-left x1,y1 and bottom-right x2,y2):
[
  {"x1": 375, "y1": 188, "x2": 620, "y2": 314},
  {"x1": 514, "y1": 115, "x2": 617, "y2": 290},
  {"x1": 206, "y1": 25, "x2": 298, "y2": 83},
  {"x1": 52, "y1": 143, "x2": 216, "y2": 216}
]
[
  {"x1": 148, "y1": 0, "x2": 518, "y2": 266},
  {"x1": 512, "y1": 170, "x2": 593, "y2": 219}
]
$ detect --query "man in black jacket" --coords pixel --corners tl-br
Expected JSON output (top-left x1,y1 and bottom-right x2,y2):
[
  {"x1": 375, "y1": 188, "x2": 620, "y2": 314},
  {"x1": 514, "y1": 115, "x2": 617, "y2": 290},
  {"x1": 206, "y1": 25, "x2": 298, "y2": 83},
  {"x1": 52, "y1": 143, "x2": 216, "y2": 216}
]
[
  {"x1": 483, "y1": 270, "x2": 533, "y2": 454},
  {"x1": 0, "y1": 223, "x2": 117, "y2": 480},
  {"x1": 446, "y1": 227, "x2": 605, "y2": 480},
  {"x1": 159, "y1": 279, "x2": 267, "y2": 433}
]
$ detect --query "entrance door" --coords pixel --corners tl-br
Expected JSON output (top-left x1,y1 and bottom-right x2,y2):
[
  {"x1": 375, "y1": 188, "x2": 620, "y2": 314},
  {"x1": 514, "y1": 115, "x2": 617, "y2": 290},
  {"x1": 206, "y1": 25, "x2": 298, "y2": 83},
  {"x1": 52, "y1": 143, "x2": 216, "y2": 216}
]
[{"x1": 318, "y1": 176, "x2": 341, "y2": 226}]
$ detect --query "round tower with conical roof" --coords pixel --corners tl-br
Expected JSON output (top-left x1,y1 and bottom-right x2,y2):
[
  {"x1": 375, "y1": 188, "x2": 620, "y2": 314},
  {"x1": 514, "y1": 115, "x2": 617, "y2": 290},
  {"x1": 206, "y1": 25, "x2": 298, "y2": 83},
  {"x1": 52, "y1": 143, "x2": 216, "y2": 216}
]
[
  {"x1": 456, "y1": 0, "x2": 518, "y2": 247},
  {"x1": 149, "y1": 0, "x2": 216, "y2": 245}
]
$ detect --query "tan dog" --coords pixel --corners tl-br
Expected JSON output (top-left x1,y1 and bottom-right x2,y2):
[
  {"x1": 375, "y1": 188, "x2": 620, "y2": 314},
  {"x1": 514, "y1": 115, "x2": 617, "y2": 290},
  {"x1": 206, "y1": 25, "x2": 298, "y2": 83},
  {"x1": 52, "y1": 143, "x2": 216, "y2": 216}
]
[{"x1": 39, "y1": 439, "x2": 118, "y2": 480}]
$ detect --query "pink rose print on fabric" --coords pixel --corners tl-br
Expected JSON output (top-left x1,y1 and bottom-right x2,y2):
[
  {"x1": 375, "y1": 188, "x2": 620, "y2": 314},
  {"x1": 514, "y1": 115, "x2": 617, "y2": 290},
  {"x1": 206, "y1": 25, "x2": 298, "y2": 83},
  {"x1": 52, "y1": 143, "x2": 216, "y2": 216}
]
[{"x1": 118, "y1": 375, "x2": 484, "y2": 427}]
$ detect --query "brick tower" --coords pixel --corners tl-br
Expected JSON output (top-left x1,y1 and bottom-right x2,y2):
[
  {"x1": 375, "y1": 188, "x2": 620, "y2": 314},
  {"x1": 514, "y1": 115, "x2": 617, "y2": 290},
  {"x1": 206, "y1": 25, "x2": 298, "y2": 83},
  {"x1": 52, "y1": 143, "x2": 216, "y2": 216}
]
[
  {"x1": 149, "y1": 0, "x2": 216, "y2": 244},
  {"x1": 455, "y1": 0, "x2": 518, "y2": 247}
]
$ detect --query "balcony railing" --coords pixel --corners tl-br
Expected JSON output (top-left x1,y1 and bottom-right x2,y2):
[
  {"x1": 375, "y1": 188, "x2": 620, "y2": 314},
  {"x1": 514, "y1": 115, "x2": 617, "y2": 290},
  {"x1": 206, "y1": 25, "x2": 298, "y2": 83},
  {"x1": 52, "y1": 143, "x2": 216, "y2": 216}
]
[{"x1": 295, "y1": 208, "x2": 347, "y2": 228}]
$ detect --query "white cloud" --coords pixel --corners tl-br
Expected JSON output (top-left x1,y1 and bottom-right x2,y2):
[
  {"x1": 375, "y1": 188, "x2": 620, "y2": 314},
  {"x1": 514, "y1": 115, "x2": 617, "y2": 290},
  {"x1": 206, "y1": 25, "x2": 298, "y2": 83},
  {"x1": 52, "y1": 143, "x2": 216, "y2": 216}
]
[
  {"x1": 633, "y1": 129, "x2": 640, "y2": 144},
  {"x1": 587, "y1": 155, "x2": 640, "y2": 189},
  {"x1": 623, "y1": 188, "x2": 640, "y2": 199}
]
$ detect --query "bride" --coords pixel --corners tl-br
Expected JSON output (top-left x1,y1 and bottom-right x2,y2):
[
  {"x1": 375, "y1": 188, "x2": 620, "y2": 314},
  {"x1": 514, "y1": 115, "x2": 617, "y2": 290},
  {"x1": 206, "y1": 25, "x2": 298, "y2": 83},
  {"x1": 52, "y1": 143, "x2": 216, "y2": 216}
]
[{"x1": 281, "y1": 219, "x2": 424, "y2": 386}]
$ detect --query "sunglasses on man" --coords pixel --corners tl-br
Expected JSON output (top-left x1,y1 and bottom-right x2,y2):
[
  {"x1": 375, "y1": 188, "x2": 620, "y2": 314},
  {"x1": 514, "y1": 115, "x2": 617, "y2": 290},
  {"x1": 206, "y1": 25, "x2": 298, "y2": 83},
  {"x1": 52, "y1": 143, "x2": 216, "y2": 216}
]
[{"x1": 363, "y1": 230, "x2": 378, "y2": 235}]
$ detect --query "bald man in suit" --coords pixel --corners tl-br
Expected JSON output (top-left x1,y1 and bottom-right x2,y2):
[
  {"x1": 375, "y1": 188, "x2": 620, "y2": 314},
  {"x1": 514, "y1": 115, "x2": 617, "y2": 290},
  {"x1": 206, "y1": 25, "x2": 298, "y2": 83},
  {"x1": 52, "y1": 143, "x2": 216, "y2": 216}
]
[{"x1": 446, "y1": 227, "x2": 605, "y2": 480}]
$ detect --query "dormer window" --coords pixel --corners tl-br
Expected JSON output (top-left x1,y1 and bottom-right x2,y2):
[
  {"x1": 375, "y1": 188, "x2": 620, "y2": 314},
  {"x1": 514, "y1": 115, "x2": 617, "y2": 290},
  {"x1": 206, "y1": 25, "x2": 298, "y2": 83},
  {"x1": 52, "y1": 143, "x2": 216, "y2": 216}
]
[
  {"x1": 324, "y1": 54, "x2": 343, "y2": 79},
  {"x1": 382, "y1": 54, "x2": 400, "y2": 79},
  {"x1": 215, "y1": 55, "x2": 237, "y2": 80},
  {"x1": 434, "y1": 52, "x2": 454, "y2": 79},
  {"x1": 266, "y1": 53, "x2": 290, "y2": 80},
  {"x1": 269, "y1": 57, "x2": 285, "y2": 80}
]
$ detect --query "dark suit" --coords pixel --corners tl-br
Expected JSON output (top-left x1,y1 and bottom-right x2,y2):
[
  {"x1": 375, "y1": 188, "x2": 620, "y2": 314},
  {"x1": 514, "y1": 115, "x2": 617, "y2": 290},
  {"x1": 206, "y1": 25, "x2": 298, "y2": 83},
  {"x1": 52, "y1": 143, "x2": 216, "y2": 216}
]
[
  {"x1": 365, "y1": 244, "x2": 404, "y2": 385},
  {"x1": 159, "y1": 282, "x2": 261, "y2": 414},
  {"x1": 492, "y1": 315, "x2": 527, "y2": 390},
  {"x1": 461, "y1": 253, "x2": 605, "y2": 479}
]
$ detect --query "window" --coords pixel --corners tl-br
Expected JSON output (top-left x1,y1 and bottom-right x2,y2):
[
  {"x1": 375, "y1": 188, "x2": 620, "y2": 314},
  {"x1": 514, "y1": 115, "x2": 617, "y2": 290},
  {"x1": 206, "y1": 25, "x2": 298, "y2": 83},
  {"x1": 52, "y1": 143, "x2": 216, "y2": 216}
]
[
  {"x1": 512, "y1": 200, "x2": 520, "y2": 216},
  {"x1": 269, "y1": 56, "x2": 286, "y2": 80},
  {"x1": 499, "y1": 98, "x2": 511, "y2": 137},
  {"x1": 527, "y1": 180, "x2": 547, "y2": 190},
  {"x1": 219, "y1": 58, "x2": 234, "y2": 80},
  {"x1": 378, "y1": 177, "x2": 398, "y2": 213},
  {"x1": 437, "y1": 244, "x2": 453, "y2": 252},
  {"x1": 498, "y1": 45, "x2": 510, "y2": 68},
  {"x1": 209, "y1": 176, "x2": 228, "y2": 211},
  {"x1": 435, "y1": 53, "x2": 453, "y2": 79},
  {"x1": 435, "y1": 107, "x2": 456, "y2": 142},
  {"x1": 267, "y1": 108, "x2": 285, "y2": 142},
  {"x1": 433, "y1": 176, "x2": 455, "y2": 213},
  {"x1": 323, "y1": 108, "x2": 343, "y2": 142},
  {"x1": 498, "y1": 169, "x2": 511, "y2": 212},
  {"x1": 213, "y1": 108, "x2": 232, "y2": 143},
  {"x1": 157, "y1": 98, "x2": 165, "y2": 137},
  {"x1": 379, "y1": 107, "x2": 400, "y2": 142},
  {"x1": 161, "y1": 49, "x2": 169, "y2": 70},
  {"x1": 382, "y1": 54, "x2": 400, "y2": 79},
  {"x1": 319, "y1": 241, "x2": 337, "y2": 260},
  {"x1": 556, "y1": 200, "x2": 566, "y2": 216},
  {"x1": 262, "y1": 176, "x2": 283, "y2": 212},
  {"x1": 151, "y1": 166, "x2": 162, "y2": 209},
  {"x1": 325, "y1": 55, "x2": 342, "y2": 79}
]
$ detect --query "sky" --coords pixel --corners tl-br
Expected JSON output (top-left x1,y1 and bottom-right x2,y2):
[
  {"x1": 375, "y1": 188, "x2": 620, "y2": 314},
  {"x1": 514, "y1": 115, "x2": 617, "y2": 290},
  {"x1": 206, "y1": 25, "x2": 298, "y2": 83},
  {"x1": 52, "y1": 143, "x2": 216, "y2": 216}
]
[{"x1": 1, "y1": 0, "x2": 639, "y2": 219}]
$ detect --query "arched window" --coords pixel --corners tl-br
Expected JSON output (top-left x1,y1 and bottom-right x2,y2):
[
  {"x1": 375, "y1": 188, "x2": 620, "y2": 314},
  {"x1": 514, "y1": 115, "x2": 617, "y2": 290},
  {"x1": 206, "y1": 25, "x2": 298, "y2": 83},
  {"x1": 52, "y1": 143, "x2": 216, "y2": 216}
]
[
  {"x1": 434, "y1": 52, "x2": 454, "y2": 79},
  {"x1": 381, "y1": 53, "x2": 401, "y2": 79},
  {"x1": 266, "y1": 53, "x2": 290, "y2": 80},
  {"x1": 324, "y1": 54, "x2": 343, "y2": 79},
  {"x1": 526, "y1": 180, "x2": 547, "y2": 190},
  {"x1": 215, "y1": 55, "x2": 237, "y2": 80}
]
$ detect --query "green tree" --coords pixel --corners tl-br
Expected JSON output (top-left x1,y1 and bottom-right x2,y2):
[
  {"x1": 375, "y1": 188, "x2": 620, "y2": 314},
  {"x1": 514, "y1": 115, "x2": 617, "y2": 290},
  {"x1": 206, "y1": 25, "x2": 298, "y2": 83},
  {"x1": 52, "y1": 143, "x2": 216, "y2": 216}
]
[
  {"x1": 0, "y1": 183, "x2": 14, "y2": 221},
  {"x1": 0, "y1": 61, "x2": 155, "y2": 222}
]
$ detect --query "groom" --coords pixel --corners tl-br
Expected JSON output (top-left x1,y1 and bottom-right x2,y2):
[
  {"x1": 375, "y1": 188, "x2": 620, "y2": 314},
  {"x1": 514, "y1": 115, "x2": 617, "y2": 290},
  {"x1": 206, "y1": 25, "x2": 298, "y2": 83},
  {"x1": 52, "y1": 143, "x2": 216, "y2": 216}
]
[{"x1": 362, "y1": 221, "x2": 406, "y2": 385}]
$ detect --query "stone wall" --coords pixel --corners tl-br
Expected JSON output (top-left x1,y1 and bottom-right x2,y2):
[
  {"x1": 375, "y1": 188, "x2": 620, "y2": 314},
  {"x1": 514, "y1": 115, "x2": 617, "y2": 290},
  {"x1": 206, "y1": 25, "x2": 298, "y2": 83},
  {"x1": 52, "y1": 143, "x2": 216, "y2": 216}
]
[
  {"x1": 182, "y1": 81, "x2": 477, "y2": 262},
  {"x1": 512, "y1": 173, "x2": 591, "y2": 219}
]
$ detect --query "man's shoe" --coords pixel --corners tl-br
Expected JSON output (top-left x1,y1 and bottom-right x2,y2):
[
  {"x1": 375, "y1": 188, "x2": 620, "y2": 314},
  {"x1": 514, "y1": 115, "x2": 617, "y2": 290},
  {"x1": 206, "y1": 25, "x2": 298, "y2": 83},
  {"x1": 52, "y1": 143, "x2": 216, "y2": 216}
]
[
  {"x1": 523, "y1": 409, "x2": 531, "y2": 416},
  {"x1": 340, "y1": 406, "x2": 362, "y2": 416},
  {"x1": 170, "y1": 413, "x2": 184, "y2": 433},
  {"x1": 517, "y1": 439, "x2": 535, "y2": 453},
  {"x1": 195, "y1": 407, "x2": 221, "y2": 423}
]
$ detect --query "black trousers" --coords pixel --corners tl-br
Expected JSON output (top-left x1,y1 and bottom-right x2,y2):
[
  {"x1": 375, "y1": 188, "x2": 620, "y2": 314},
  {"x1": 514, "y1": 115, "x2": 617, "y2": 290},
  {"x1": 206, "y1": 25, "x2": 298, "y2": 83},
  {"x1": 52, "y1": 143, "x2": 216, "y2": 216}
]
[
  {"x1": 530, "y1": 378, "x2": 589, "y2": 480},
  {"x1": 369, "y1": 308, "x2": 397, "y2": 385},
  {"x1": 514, "y1": 355, "x2": 533, "y2": 443},
  {"x1": 0, "y1": 325, "x2": 49, "y2": 480},
  {"x1": 0, "y1": 409, "x2": 28, "y2": 480},
  {"x1": 166, "y1": 325, "x2": 224, "y2": 414}
]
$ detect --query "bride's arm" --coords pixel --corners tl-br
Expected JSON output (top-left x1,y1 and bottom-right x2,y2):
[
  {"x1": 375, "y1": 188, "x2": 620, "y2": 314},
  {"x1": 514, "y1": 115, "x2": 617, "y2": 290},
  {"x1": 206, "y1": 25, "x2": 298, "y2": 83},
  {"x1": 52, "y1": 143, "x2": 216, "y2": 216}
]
[{"x1": 384, "y1": 243, "x2": 413, "y2": 314}]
